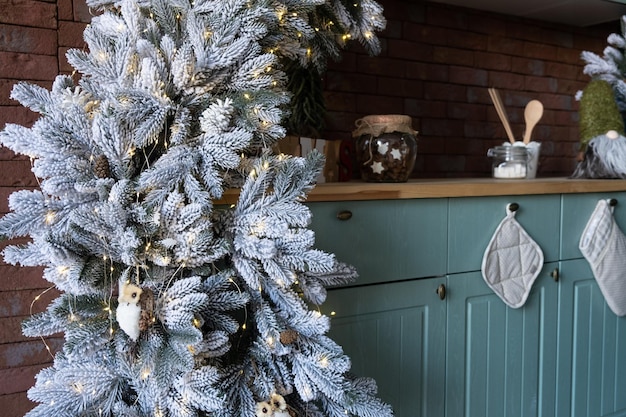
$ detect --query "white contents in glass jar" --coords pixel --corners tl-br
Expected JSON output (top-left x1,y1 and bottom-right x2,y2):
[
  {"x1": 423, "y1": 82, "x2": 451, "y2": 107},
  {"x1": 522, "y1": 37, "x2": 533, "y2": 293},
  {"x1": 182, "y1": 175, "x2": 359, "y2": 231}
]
[{"x1": 494, "y1": 162, "x2": 527, "y2": 178}]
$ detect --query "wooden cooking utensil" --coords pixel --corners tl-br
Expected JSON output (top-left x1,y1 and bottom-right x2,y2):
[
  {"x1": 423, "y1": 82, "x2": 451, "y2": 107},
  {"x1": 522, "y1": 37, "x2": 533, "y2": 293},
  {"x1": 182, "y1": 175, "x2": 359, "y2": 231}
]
[
  {"x1": 488, "y1": 87, "x2": 516, "y2": 144},
  {"x1": 522, "y1": 100, "x2": 544, "y2": 144}
]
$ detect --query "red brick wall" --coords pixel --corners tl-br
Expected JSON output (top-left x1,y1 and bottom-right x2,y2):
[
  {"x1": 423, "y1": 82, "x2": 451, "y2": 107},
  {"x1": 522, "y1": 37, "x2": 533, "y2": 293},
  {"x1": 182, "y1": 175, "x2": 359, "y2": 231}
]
[
  {"x1": 0, "y1": 0, "x2": 88, "y2": 415},
  {"x1": 0, "y1": 0, "x2": 618, "y2": 415},
  {"x1": 322, "y1": 2, "x2": 614, "y2": 178}
]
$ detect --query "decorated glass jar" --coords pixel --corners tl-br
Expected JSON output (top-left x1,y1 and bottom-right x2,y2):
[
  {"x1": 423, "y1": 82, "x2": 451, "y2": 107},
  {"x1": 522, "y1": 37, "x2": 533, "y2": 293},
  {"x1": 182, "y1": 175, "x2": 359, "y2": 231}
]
[{"x1": 352, "y1": 114, "x2": 418, "y2": 182}]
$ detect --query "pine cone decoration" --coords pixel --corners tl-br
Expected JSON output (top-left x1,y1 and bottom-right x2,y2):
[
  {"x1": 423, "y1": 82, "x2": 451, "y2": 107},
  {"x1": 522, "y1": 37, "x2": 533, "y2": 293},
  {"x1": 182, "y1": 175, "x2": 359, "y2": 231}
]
[
  {"x1": 138, "y1": 288, "x2": 155, "y2": 332},
  {"x1": 280, "y1": 329, "x2": 298, "y2": 345},
  {"x1": 94, "y1": 155, "x2": 111, "y2": 178}
]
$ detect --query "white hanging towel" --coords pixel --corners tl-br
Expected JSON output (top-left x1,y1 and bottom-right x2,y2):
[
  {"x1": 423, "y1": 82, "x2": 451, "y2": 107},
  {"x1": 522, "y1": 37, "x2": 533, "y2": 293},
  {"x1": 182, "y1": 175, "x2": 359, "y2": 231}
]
[
  {"x1": 481, "y1": 204, "x2": 544, "y2": 308},
  {"x1": 579, "y1": 199, "x2": 626, "y2": 316}
]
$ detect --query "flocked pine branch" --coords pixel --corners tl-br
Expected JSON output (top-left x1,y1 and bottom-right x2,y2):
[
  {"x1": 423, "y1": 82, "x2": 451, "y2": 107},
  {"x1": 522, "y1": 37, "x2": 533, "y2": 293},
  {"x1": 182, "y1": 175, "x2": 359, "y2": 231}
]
[
  {"x1": 580, "y1": 15, "x2": 626, "y2": 112},
  {"x1": 0, "y1": 0, "x2": 391, "y2": 416}
]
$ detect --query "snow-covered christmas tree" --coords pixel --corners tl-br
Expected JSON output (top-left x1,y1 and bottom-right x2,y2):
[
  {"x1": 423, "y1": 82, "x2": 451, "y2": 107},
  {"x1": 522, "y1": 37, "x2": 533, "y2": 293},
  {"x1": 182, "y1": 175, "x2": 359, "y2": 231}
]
[{"x1": 0, "y1": 0, "x2": 391, "y2": 416}]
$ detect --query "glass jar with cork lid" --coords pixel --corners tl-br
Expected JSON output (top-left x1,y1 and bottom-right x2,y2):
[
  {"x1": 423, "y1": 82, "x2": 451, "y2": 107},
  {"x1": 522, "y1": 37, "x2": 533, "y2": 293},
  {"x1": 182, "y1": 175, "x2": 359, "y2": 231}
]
[{"x1": 352, "y1": 114, "x2": 418, "y2": 182}]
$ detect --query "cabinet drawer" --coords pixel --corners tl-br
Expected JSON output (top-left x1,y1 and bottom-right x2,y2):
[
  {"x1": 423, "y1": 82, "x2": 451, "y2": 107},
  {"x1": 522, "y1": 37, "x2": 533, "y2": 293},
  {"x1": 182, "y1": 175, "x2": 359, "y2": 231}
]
[
  {"x1": 447, "y1": 195, "x2": 560, "y2": 274},
  {"x1": 308, "y1": 199, "x2": 447, "y2": 286},
  {"x1": 561, "y1": 191, "x2": 626, "y2": 260}
]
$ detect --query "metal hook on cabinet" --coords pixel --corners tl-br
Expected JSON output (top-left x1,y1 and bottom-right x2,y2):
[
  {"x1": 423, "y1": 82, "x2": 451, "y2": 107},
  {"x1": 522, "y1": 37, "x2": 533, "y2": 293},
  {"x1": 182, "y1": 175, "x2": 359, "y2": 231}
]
[
  {"x1": 609, "y1": 198, "x2": 618, "y2": 207},
  {"x1": 507, "y1": 202, "x2": 519, "y2": 212}
]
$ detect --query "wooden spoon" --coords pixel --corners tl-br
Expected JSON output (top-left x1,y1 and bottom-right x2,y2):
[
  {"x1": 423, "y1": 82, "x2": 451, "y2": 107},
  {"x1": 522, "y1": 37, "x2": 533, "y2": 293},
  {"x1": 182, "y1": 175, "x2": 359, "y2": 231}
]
[{"x1": 523, "y1": 100, "x2": 543, "y2": 144}]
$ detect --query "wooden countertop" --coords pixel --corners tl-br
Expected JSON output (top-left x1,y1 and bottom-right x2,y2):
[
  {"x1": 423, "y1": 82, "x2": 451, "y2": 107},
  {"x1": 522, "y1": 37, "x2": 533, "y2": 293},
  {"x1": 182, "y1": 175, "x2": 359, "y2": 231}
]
[{"x1": 218, "y1": 177, "x2": 626, "y2": 204}]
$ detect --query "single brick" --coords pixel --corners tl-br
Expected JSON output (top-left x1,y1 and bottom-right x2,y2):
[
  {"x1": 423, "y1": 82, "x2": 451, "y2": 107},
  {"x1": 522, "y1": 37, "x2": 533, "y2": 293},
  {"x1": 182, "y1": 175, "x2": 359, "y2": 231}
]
[
  {"x1": 0, "y1": 159, "x2": 37, "y2": 187},
  {"x1": 0, "y1": 392, "x2": 36, "y2": 417},
  {"x1": 0, "y1": 52, "x2": 58, "y2": 80},
  {"x1": 0, "y1": 363, "x2": 47, "y2": 395},
  {"x1": 0, "y1": 0, "x2": 56, "y2": 29},
  {"x1": 58, "y1": 21, "x2": 87, "y2": 48},
  {"x1": 0, "y1": 25, "x2": 57, "y2": 55}
]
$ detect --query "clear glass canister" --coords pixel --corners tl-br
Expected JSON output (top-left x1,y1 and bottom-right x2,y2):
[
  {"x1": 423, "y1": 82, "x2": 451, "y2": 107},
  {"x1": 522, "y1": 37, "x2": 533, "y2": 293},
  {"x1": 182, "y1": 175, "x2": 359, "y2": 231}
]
[
  {"x1": 487, "y1": 145, "x2": 528, "y2": 179},
  {"x1": 352, "y1": 114, "x2": 418, "y2": 182}
]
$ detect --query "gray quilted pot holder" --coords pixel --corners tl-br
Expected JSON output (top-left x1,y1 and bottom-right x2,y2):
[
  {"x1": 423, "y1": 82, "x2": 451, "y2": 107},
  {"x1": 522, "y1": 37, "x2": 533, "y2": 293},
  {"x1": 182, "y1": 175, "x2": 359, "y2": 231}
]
[
  {"x1": 481, "y1": 204, "x2": 544, "y2": 308},
  {"x1": 579, "y1": 199, "x2": 626, "y2": 316}
]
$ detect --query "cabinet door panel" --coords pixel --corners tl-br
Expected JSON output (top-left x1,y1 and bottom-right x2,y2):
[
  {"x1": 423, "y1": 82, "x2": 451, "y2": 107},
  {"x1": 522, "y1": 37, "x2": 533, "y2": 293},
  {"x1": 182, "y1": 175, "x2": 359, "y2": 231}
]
[
  {"x1": 560, "y1": 192, "x2": 626, "y2": 261},
  {"x1": 446, "y1": 264, "x2": 559, "y2": 417},
  {"x1": 448, "y1": 195, "x2": 560, "y2": 274},
  {"x1": 321, "y1": 278, "x2": 447, "y2": 417},
  {"x1": 309, "y1": 199, "x2": 447, "y2": 286},
  {"x1": 557, "y1": 259, "x2": 626, "y2": 417}
]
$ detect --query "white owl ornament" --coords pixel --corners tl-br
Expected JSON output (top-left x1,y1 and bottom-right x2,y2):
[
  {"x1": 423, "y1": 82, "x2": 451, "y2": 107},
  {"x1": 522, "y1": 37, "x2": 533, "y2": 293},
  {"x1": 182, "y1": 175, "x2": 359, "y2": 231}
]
[{"x1": 116, "y1": 280, "x2": 143, "y2": 341}]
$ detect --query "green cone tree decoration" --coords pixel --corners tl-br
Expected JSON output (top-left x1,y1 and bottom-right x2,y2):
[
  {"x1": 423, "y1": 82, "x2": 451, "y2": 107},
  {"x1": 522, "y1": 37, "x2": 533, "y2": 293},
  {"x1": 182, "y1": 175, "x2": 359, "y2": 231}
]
[{"x1": 579, "y1": 79, "x2": 625, "y2": 151}]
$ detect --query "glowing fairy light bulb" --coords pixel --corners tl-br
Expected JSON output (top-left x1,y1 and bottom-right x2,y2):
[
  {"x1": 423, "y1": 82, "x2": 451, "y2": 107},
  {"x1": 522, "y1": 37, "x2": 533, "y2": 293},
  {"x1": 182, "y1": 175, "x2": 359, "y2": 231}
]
[
  {"x1": 44, "y1": 211, "x2": 55, "y2": 225},
  {"x1": 320, "y1": 356, "x2": 329, "y2": 368},
  {"x1": 96, "y1": 50, "x2": 107, "y2": 62}
]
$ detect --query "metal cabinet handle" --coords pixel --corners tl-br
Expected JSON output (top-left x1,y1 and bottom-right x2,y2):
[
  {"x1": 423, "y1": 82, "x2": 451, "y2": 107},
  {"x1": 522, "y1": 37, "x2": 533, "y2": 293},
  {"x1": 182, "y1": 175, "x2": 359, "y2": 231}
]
[
  {"x1": 551, "y1": 268, "x2": 559, "y2": 282},
  {"x1": 336, "y1": 210, "x2": 353, "y2": 221},
  {"x1": 436, "y1": 284, "x2": 446, "y2": 300}
]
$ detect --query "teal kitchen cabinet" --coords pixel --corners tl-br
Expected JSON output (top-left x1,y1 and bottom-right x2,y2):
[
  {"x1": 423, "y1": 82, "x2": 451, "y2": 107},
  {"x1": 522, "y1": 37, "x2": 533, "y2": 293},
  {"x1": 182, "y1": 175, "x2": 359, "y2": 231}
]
[
  {"x1": 321, "y1": 277, "x2": 447, "y2": 417},
  {"x1": 445, "y1": 264, "x2": 560, "y2": 417},
  {"x1": 309, "y1": 190, "x2": 626, "y2": 417},
  {"x1": 309, "y1": 199, "x2": 447, "y2": 286},
  {"x1": 555, "y1": 259, "x2": 626, "y2": 417},
  {"x1": 448, "y1": 195, "x2": 561, "y2": 274}
]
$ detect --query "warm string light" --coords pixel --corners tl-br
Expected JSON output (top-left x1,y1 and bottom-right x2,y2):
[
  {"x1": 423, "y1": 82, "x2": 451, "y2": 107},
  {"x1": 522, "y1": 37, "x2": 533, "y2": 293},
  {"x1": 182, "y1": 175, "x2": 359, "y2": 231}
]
[
  {"x1": 158, "y1": 264, "x2": 184, "y2": 300},
  {"x1": 30, "y1": 286, "x2": 57, "y2": 360},
  {"x1": 228, "y1": 276, "x2": 249, "y2": 333}
]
